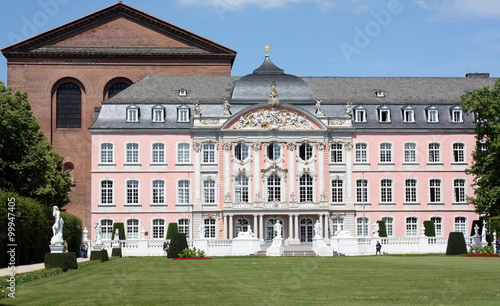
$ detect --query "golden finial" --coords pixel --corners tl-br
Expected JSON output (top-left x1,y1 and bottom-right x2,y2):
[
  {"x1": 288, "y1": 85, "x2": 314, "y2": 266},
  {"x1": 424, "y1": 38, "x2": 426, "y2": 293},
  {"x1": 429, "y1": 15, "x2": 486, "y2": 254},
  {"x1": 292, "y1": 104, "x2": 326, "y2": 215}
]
[{"x1": 264, "y1": 45, "x2": 270, "y2": 56}]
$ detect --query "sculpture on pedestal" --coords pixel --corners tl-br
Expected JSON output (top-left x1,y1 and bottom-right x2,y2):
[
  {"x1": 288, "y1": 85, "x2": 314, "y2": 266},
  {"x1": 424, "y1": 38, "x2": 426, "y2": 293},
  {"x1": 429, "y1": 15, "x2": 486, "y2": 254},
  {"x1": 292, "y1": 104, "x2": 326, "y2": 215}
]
[
  {"x1": 50, "y1": 206, "x2": 64, "y2": 245},
  {"x1": 199, "y1": 224, "x2": 206, "y2": 239},
  {"x1": 94, "y1": 222, "x2": 102, "y2": 244},
  {"x1": 373, "y1": 222, "x2": 380, "y2": 238},
  {"x1": 314, "y1": 220, "x2": 322, "y2": 238},
  {"x1": 274, "y1": 220, "x2": 282, "y2": 238}
]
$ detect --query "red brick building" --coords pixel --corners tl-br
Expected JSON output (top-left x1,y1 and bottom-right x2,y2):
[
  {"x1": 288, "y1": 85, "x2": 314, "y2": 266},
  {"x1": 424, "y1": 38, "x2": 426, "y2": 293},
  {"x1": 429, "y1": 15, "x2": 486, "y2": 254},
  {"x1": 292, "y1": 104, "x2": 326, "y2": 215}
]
[{"x1": 1, "y1": 2, "x2": 236, "y2": 228}]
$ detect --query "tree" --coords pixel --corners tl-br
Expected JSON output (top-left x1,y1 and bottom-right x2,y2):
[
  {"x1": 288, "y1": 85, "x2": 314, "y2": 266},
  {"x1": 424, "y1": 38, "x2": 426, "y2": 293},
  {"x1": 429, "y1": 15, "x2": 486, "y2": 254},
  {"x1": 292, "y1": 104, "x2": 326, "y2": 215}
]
[
  {"x1": 461, "y1": 79, "x2": 500, "y2": 217},
  {"x1": 0, "y1": 81, "x2": 71, "y2": 207}
]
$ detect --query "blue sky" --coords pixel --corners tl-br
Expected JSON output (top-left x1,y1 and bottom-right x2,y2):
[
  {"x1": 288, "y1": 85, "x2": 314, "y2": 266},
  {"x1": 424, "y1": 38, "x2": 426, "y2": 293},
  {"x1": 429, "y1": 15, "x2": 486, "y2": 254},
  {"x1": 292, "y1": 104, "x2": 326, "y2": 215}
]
[{"x1": 1, "y1": 0, "x2": 500, "y2": 83}]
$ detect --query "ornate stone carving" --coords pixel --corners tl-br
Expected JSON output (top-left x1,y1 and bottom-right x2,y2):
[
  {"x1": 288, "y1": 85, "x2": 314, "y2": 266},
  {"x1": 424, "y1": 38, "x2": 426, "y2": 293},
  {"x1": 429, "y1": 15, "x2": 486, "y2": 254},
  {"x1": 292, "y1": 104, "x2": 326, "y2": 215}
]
[
  {"x1": 344, "y1": 102, "x2": 353, "y2": 117},
  {"x1": 193, "y1": 142, "x2": 202, "y2": 152},
  {"x1": 344, "y1": 142, "x2": 354, "y2": 151},
  {"x1": 233, "y1": 107, "x2": 312, "y2": 130},
  {"x1": 201, "y1": 119, "x2": 218, "y2": 125},
  {"x1": 268, "y1": 81, "x2": 280, "y2": 106},
  {"x1": 314, "y1": 141, "x2": 326, "y2": 151},
  {"x1": 329, "y1": 120, "x2": 346, "y2": 126},
  {"x1": 223, "y1": 141, "x2": 232, "y2": 151},
  {"x1": 287, "y1": 142, "x2": 297, "y2": 151},
  {"x1": 223, "y1": 100, "x2": 231, "y2": 116},
  {"x1": 315, "y1": 100, "x2": 324, "y2": 116},
  {"x1": 251, "y1": 142, "x2": 261, "y2": 151},
  {"x1": 194, "y1": 101, "x2": 202, "y2": 116}
]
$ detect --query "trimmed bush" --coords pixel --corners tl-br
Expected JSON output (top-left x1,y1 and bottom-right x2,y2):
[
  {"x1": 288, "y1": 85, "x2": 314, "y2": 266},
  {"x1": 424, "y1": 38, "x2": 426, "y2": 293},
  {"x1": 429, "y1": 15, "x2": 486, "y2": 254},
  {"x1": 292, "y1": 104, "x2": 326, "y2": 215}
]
[
  {"x1": 44, "y1": 252, "x2": 77, "y2": 271},
  {"x1": 423, "y1": 220, "x2": 436, "y2": 237},
  {"x1": 90, "y1": 249, "x2": 109, "y2": 262},
  {"x1": 111, "y1": 248, "x2": 122, "y2": 258},
  {"x1": 446, "y1": 232, "x2": 468, "y2": 255},
  {"x1": 377, "y1": 220, "x2": 387, "y2": 237},
  {"x1": 61, "y1": 212, "x2": 82, "y2": 254},
  {"x1": 166, "y1": 222, "x2": 179, "y2": 240},
  {"x1": 168, "y1": 233, "x2": 188, "y2": 258},
  {"x1": 488, "y1": 216, "x2": 500, "y2": 236},
  {"x1": 111, "y1": 223, "x2": 126, "y2": 240}
]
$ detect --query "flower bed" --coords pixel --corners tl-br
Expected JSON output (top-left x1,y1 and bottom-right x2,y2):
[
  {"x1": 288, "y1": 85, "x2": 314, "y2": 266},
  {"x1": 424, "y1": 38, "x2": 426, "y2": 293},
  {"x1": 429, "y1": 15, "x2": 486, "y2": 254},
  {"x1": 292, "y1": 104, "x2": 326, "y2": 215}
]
[
  {"x1": 172, "y1": 257, "x2": 212, "y2": 260},
  {"x1": 461, "y1": 254, "x2": 500, "y2": 257}
]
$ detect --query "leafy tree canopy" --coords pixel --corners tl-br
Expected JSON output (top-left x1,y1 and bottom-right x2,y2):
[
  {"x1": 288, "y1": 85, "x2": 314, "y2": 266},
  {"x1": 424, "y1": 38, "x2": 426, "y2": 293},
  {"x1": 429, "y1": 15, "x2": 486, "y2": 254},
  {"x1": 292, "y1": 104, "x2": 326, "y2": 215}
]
[
  {"x1": 461, "y1": 79, "x2": 500, "y2": 217},
  {"x1": 0, "y1": 81, "x2": 71, "y2": 207}
]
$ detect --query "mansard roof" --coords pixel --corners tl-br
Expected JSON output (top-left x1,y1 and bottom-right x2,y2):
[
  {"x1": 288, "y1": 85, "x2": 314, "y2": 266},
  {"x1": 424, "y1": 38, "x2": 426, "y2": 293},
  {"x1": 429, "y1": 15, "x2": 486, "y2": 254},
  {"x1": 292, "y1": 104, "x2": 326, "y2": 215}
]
[{"x1": 1, "y1": 2, "x2": 236, "y2": 63}]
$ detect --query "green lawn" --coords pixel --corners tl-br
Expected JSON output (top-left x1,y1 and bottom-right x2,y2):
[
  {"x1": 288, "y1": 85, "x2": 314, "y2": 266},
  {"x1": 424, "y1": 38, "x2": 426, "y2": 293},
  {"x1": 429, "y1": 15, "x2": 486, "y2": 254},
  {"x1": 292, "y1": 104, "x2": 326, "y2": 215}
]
[{"x1": 3, "y1": 256, "x2": 500, "y2": 305}]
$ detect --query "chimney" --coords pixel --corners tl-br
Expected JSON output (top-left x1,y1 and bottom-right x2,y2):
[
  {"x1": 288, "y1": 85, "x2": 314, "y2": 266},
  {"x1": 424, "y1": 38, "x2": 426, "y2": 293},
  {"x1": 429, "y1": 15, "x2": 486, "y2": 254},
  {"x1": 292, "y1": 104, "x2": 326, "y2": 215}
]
[{"x1": 466, "y1": 73, "x2": 490, "y2": 78}]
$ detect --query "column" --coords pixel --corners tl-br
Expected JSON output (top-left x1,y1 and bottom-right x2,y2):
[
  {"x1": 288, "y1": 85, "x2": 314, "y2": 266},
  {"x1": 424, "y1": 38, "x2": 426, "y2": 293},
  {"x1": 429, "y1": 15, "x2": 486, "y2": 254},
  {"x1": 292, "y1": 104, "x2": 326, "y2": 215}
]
[
  {"x1": 252, "y1": 142, "x2": 261, "y2": 200},
  {"x1": 225, "y1": 215, "x2": 229, "y2": 239},
  {"x1": 223, "y1": 141, "x2": 232, "y2": 202},
  {"x1": 288, "y1": 214, "x2": 293, "y2": 241},
  {"x1": 316, "y1": 142, "x2": 325, "y2": 200},
  {"x1": 229, "y1": 214, "x2": 234, "y2": 239},
  {"x1": 294, "y1": 214, "x2": 299, "y2": 244},
  {"x1": 345, "y1": 142, "x2": 354, "y2": 208},
  {"x1": 259, "y1": 214, "x2": 264, "y2": 245},
  {"x1": 253, "y1": 215, "x2": 258, "y2": 239},
  {"x1": 193, "y1": 141, "x2": 202, "y2": 209},
  {"x1": 287, "y1": 142, "x2": 296, "y2": 198}
]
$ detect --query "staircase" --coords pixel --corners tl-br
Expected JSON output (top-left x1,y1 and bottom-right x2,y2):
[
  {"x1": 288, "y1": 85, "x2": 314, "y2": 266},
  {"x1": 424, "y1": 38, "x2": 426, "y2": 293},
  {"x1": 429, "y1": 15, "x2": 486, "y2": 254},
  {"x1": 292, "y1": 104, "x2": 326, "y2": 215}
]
[{"x1": 253, "y1": 245, "x2": 343, "y2": 256}]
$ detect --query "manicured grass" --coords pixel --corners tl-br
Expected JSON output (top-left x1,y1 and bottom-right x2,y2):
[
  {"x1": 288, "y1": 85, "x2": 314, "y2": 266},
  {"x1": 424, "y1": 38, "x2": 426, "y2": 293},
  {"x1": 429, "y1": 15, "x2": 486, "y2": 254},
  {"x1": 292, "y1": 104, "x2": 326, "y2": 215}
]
[{"x1": 3, "y1": 255, "x2": 500, "y2": 305}]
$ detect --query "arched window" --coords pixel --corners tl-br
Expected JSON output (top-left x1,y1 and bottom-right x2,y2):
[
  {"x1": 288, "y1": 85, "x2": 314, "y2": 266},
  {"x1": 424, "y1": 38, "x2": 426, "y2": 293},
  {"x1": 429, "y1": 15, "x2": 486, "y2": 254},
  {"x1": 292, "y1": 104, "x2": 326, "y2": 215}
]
[
  {"x1": 178, "y1": 218, "x2": 190, "y2": 237},
  {"x1": 56, "y1": 82, "x2": 81, "y2": 128},
  {"x1": 152, "y1": 218, "x2": 165, "y2": 239},
  {"x1": 108, "y1": 82, "x2": 129, "y2": 99},
  {"x1": 300, "y1": 218, "x2": 314, "y2": 242},
  {"x1": 235, "y1": 143, "x2": 249, "y2": 161},
  {"x1": 204, "y1": 218, "x2": 216, "y2": 238},
  {"x1": 126, "y1": 219, "x2": 139, "y2": 239},
  {"x1": 406, "y1": 217, "x2": 418, "y2": 236},
  {"x1": 152, "y1": 180, "x2": 165, "y2": 204},
  {"x1": 235, "y1": 218, "x2": 249, "y2": 237},
  {"x1": 299, "y1": 143, "x2": 313, "y2": 161},
  {"x1": 100, "y1": 219, "x2": 113, "y2": 240}
]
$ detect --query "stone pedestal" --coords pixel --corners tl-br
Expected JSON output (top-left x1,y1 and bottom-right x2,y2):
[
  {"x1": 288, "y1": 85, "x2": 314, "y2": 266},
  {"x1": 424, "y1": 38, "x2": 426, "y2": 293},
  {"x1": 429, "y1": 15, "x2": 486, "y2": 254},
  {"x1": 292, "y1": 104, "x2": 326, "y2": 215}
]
[
  {"x1": 49, "y1": 244, "x2": 65, "y2": 253},
  {"x1": 91, "y1": 244, "x2": 103, "y2": 251},
  {"x1": 312, "y1": 237, "x2": 333, "y2": 256},
  {"x1": 266, "y1": 238, "x2": 284, "y2": 256},
  {"x1": 232, "y1": 238, "x2": 260, "y2": 256}
]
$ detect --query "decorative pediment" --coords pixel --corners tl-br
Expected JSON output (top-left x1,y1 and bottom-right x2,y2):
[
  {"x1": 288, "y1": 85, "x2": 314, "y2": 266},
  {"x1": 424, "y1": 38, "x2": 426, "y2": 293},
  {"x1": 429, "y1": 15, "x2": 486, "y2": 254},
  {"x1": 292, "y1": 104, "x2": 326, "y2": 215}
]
[{"x1": 231, "y1": 107, "x2": 314, "y2": 130}]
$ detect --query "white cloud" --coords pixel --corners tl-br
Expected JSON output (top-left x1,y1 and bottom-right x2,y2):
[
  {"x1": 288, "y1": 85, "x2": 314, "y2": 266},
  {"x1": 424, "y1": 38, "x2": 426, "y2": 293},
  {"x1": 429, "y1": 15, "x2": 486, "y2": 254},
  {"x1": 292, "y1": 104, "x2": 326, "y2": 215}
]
[{"x1": 415, "y1": 0, "x2": 500, "y2": 19}]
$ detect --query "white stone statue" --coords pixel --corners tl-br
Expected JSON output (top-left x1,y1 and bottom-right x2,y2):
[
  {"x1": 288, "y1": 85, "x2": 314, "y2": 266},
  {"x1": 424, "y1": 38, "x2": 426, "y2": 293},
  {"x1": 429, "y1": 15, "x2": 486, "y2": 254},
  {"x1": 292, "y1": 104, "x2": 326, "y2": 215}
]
[
  {"x1": 199, "y1": 223, "x2": 206, "y2": 239},
  {"x1": 373, "y1": 222, "x2": 380, "y2": 238},
  {"x1": 314, "y1": 220, "x2": 322, "y2": 238},
  {"x1": 344, "y1": 102, "x2": 353, "y2": 117},
  {"x1": 194, "y1": 101, "x2": 202, "y2": 116},
  {"x1": 237, "y1": 225, "x2": 255, "y2": 238},
  {"x1": 83, "y1": 227, "x2": 89, "y2": 242},
  {"x1": 274, "y1": 220, "x2": 282, "y2": 238},
  {"x1": 223, "y1": 100, "x2": 231, "y2": 115},
  {"x1": 94, "y1": 222, "x2": 102, "y2": 244},
  {"x1": 315, "y1": 100, "x2": 324, "y2": 116},
  {"x1": 473, "y1": 224, "x2": 480, "y2": 237},
  {"x1": 114, "y1": 228, "x2": 120, "y2": 242},
  {"x1": 50, "y1": 206, "x2": 64, "y2": 245},
  {"x1": 481, "y1": 222, "x2": 487, "y2": 242}
]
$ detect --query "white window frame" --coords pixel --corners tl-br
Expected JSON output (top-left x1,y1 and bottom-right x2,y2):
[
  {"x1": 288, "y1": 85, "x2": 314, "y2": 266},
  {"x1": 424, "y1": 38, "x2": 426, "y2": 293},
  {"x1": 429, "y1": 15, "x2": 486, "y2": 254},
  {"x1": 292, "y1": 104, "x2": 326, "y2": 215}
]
[
  {"x1": 100, "y1": 219, "x2": 114, "y2": 240},
  {"x1": 235, "y1": 174, "x2": 249, "y2": 203},
  {"x1": 126, "y1": 179, "x2": 140, "y2": 205},
  {"x1": 177, "y1": 106, "x2": 190, "y2": 123},
  {"x1": 267, "y1": 174, "x2": 281, "y2": 202},
  {"x1": 203, "y1": 179, "x2": 216, "y2": 204},
  {"x1": 428, "y1": 142, "x2": 441, "y2": 163},
  {"x1": 357, "y1": 217, "x2": 369, "y2": 237},
  {"x1": 403, "y1": 109, "x2": 415, "y2": 123},
  {"x1": 125, "y1": 142, "x2": 140, "y2": 164},
  {"x1": 405, "y1": 217, "x2": 418, "y2": 237},
  {"x1": 152, "y1": 179, "x2": 165, "y2": 205},
  {"x1": 427, "y1": 109, "x2": 439, "y2": 123},
  {"x1": 177, "y1": 143, "x2": 191, "y2": 163},
  {"x1": 126, "y1": 106, "x2": 139, "y2": 122},
  {"x1": 355, "y1": 142, "x2": 368, "y2": 163},
  {"x1": 235, "y1": 142, "x2": 249, "y2": 161},
  {"x1": 382, "y1": 217, "x2": 394, "y2": 237},
  {"x1": 452, "y1": 142, "x2": 465, "y2": 163},
  {"x1": 431, "y1": 216, "x2": 443, "y2": 237},
  {"x1": 331, "y1": 217, "x2": 344, "y2": 235},
  {"x1": 152, "y1": 106, "x2": 165, "y2": 122},
  {"x1": 100, "y1": 142, "x2": 114, "y2": 164},
  {"x1": 453, "y1": 179, "x2": 466, "y2": 203},
  {"x1": 454, "y1": 217, "x2": 467, "y2": 234},
  {"x1": 152, "y1": 143, "x2": 165, "y2": 164},
  {"x1": 379, "y1": 142, "x2": 393, "y2": 163},
  {"x1": 299, "y1": 174, "x2": 314, "y2": 202},
  {"x1": 100, "y1": 179, "x2": 113, "y2": 205},
  {"x1": 177, "y1": 179, "x2": 190, "y2": 204},
  {"x1": 152, "y1": 218, "x2": 166, "y2": 239},
  {"x1": 378, "y1": 108, "x2": 391, "y2": 122},
  {"x1": 178, "y1": 218, "x2": 190, "y2": 237},
  {"x1": 451, "y1": 109, "x2": 463, "y2": 123},
  {"x1": 380, "y1": 179, "x2": 393, "y2": 203},
  {"x1": 126, "y1": 218, "x2": 140, "y2": 239},
  {"x1": 404, "y1": 142, "x2": 417, "y2": 163},
  {"x1": 330, "y1": 143, "x2": 343, "y2": 163},
  {"x1": 204, "y1": 218, "x2": 216, "y2": 238},
  {"x1": 266, "y1": 142, "x2": 281, "y2": 161},
  {"x1": 202, "y1": 143, "x2": 216, "y2": 164},
  {"x1": 356, "y1": 179, "x2": 368, "y2": 203},
  {"x1": 354, "y1": 108, "x2": 366, "y2": 122},
  {"x1": 405, "y1": 179, "x2": 418, "y2": 203},
  {"x1": 331, "y1": 179, "x2": 343, "y2": 203},
  {"x1": 429, "y1": 179, "x2": 442, "y2": 203},
  {"x1": 299, "y1": 143, "x2": 313, "y2": 161}
]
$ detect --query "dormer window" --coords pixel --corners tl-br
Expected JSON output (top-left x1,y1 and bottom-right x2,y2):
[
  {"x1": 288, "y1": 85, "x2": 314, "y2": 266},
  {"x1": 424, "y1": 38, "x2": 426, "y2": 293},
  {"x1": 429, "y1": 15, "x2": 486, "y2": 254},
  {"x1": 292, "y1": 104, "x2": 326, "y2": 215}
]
[
  {"x1": 401, "y1": 106, "x2": 415, "y2": 123},
  {"x1": 178, "y1": 88, "x2": 188, "y2": 97},
  {"x1": 378, "y1": 106, "x2": 391, "y2": 122},
  {"x1": 450, "y1": 106, "x2": 463, "y2": 123},
  {"x1": 354, "y1": 107, "x2": 366, "y2": 122},
  {"x1": 126, "y1": 105, "x2": 140, "y2": 122},
  {"x1": 177, "y1": 105, "x2": 190, "y2": 123},
  {"x1": 375, "y1": 90, "x2": 385, "y2": 98},
  {"x1": 152, "y1": 105, "x2": 165, "y2": 122},
  {"x1": 426, "y1": 106, "x2": 439, "y2": 123}
]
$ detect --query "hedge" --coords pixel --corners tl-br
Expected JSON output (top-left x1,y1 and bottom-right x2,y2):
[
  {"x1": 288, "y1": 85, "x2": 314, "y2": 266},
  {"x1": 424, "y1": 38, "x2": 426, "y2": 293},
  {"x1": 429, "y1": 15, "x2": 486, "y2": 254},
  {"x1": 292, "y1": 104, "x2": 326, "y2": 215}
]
[
  {"x1": 167, "y1": 233, "x2": 188, "y2": 258},
  {"x1": 111, "y1": 222, "x2": 126, "y2": 240},
  {"x1": 377, "y1": 220, "x2": 387, "y2": 237},
  {"x1": 166, "y1": 223, "x2": 179, "y2": 240},
  {"x1": 90, "y1": 249, "x2": 109, "y2": 262},
  {"x1": 446, "y1": 232, "x2": 468, "y2": 255},
  {"x1": 423, "y1": 220, "x2": 436, "y2": 237},
  {"x1": 44, "y1": 252, "x2": 77, "y2": 271},
  {"x1": 111, "y1": 248, "x2": 122, "y2": 257}
]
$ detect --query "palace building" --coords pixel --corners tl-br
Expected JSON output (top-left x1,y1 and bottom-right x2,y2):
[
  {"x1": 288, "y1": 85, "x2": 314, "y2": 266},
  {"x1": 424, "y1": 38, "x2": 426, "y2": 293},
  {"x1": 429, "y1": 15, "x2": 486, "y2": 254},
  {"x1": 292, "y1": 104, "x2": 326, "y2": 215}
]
[{"x1": 2, "y1": 3, "x2": 496, "y2": 247}]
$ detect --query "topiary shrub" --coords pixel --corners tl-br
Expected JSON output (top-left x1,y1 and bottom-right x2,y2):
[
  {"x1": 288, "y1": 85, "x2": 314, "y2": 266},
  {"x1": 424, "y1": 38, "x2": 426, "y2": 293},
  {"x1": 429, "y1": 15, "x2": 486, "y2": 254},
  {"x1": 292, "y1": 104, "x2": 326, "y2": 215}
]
[
  {"x1": 111, "y1": 222, "x2": 126, "y2": 240},
  {"x1": 44, "y1": 252, "x2": 77, "y2": 271},
  {"x1": 90, "y1": 249, "x2": 109, "y2": 262},
  {"x1": 377, "y1": 220, "x2": 387, "y2": 237},
  {"x1": 166, "y1": 223, "x2": 179, "y2": 240},
  {"x1": 168, "y1": 233, "x2": 188, "y2": 258},
  {"x1": 423, "y1": 220, "x2": 436, "y2": 237},
  {"x1": 111, "y1": 248, "x2": 122, "y2": 257},
  {"x1": 446, "y1": 232, "x2": 468, "y2": 255}
]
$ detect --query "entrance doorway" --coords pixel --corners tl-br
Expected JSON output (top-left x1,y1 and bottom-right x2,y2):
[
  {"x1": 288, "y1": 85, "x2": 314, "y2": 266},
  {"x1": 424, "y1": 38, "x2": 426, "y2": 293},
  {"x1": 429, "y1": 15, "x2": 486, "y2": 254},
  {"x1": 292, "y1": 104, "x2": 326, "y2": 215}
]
[{"x1": 300, "y1": 218, "x2": 314, "y2": 242}]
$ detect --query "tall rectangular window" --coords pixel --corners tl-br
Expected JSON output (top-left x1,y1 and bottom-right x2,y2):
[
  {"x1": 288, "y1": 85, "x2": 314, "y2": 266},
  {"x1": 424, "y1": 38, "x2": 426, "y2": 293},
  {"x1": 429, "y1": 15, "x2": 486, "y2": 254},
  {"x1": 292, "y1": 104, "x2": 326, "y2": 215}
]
[
  {"x1": 382, "y1": 217, "x2": 394, "y2": 237},
  {"x1": 126, "y1": 143, "x2": 139, "y2": 164},
  {"x1": 100, "y1": 180, "x2": 113, "y2": 204},
  {"x1": 203, "y1": 143, "x2": 216, "y2": 163},
  {"x1": 178, "y1": 108, "x2": 189, "y2": 122},
  {"x1": 406, "y1": 217, "x2": 418, "y2": 236},
  {"x1": 152, "y1": 143, "x2": 165, "y2": 164},
  {"x1": 454, "y1": 179, "x2": 466, "y2": 203},
  {"x1": 454, "y1": 217, "x2": 467, "y2": 234},
  {"x1": 378, "y1": 109, "x2": 391, "y2": 122},
  {"x1": 126, "y1": 180, "x2": 139, "y2": 204},
  {"x1": 356, "y1": 179, "x2": 368, "y2": 203},
  {"x1": 126, "y1": 219, "x2": 139, "y2": 239},
  {"x1": 331, "y1": 218, "x2": 344, "y2": 235},
  {"x1": 405, "y1": 179, "x2": 417, "y2": 203},
  {"x1": 178, "y1": 180, "x2": 190, "y2": 204},
  {"x1": 101, "y1": 219, "x2": 113, "y2": 240},
  {"x1": 355, "y1": 109, "x2": 366, "y2": 122},
  {"x1": 204, "y1": 180, "x2": 216, "y2": 204},
  {"x1": 330, "y1": 143, "x2": 343, "y2": 163},
  {"x1": 427, "y1": 109, "x2": 439, "y2": 122},
  {"x1": 453, "y1": 143, "x2": 465, "y2": 163},
  {"x1": 380, "y1": 143, "x2": 392, "y2": 163},
  {"x1": 428, "y1": 143, "x2": 441, "y2": 163},
  {"x1": 331, "y1": 179, "x2": 343, "y2": 203},
  {"x1": 152, "y1": 219, "x2": 165, "y2": 239},
  {"x1": 404, "y1": 143, "x2": 417, "y2": 163},
  {"x1": 100, "y1": 143, "x2": 114, "y2": 164},
  {"x1": 177, "y1": 143, "x2": 190, "y2": 163},
  {"x1": 178, "y1": 218, "x2": 190, "y2": 237},
  {"x1": 429, "y1": 179, "x2": 441, "y2": 203},
  {"x1": 267, "y1": 175, "x2": 281, "y2": 202},
  {"x1": 152, "y1": 180, "x2": 165, "y2": 204},
  {"x1": 403, "y1": 109, "x2": 415, "y2": 122},
  {"x1": 235, "y1": 175, "x2": 249, "y2": 202},
  {"x1": 380, "y1": 179, "x2": 393, "y2": 203},
  {"x1": 127, "y1": 108, "x2": 139, "y2": 122},
  {"x1": 204, "y1": 218, "x2": 216, "y2": 238},
  {"x1": 355, "y1": 143, "x2": 367, "y2": 163},
  {"x1": 357, "y1": 218, "x2": 369, "y2": 237},
  {"x1": 451, "y1": 110, "x2": 463, "y2": 122},
  {"x1": 299, "y1": 175, "x2": 313, "y2": 202},
  {"x1": 152, "y1": 108, "x2": 164, "y2": 122},
  {"x1": 431, "y1": 217, "x2": 442, "y2": 236}
]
